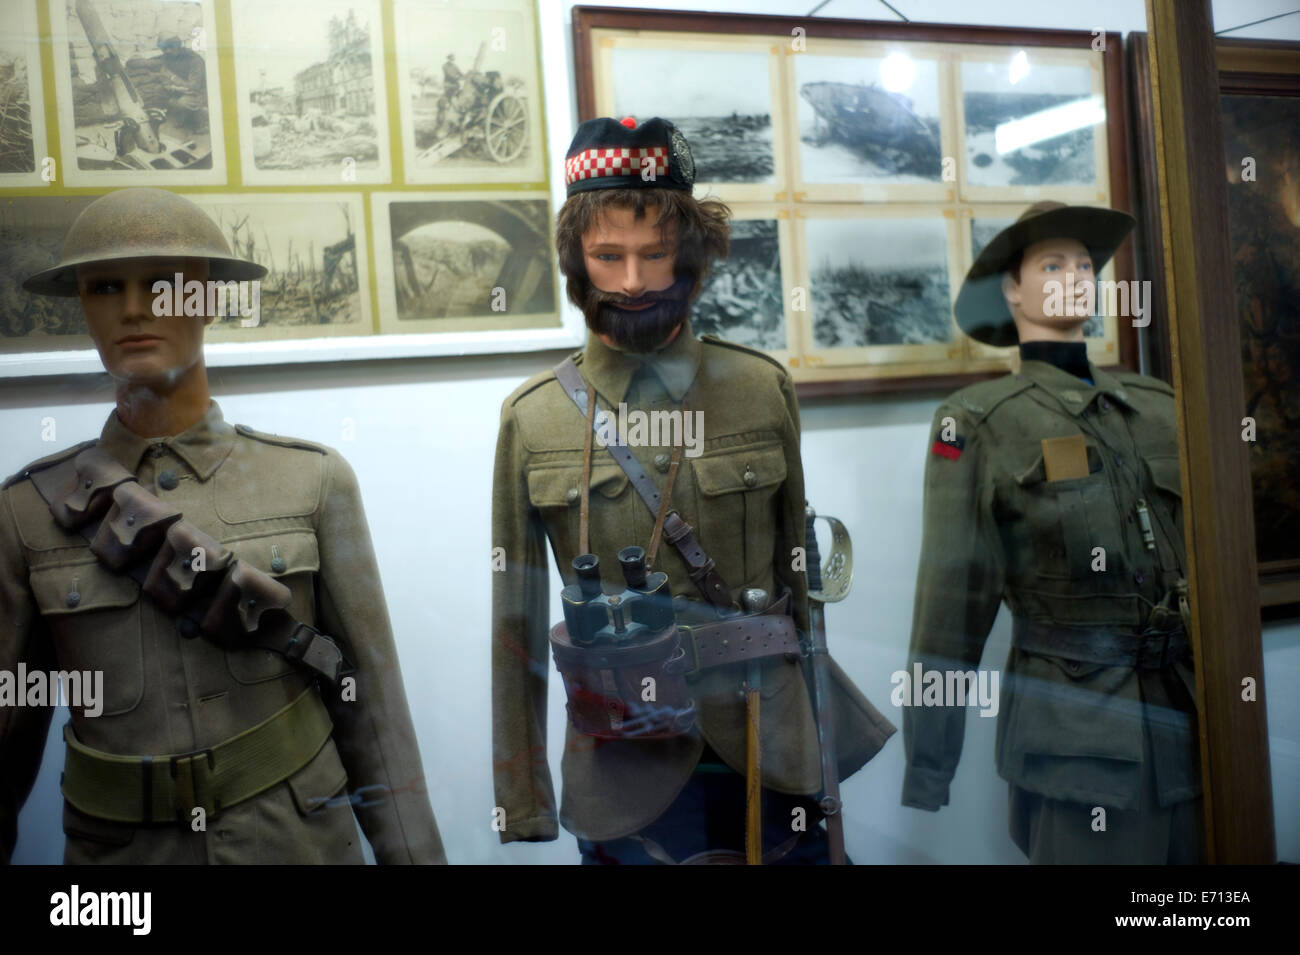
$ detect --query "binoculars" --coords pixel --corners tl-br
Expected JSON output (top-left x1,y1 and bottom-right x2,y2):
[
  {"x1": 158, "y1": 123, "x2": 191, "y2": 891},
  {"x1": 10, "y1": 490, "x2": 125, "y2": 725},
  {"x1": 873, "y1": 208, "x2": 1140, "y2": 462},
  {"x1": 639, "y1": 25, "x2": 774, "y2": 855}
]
[{"x1": 561, "y1": 546, "x2": 675, "y2": 647}]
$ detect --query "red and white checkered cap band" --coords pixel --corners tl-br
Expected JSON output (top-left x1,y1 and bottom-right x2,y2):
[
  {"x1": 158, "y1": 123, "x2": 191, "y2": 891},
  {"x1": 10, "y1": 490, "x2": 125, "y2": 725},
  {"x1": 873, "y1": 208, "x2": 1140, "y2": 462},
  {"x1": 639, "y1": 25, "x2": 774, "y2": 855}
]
[{"x1": 565, "y1": 146, "x2": 669, "y2": 186}]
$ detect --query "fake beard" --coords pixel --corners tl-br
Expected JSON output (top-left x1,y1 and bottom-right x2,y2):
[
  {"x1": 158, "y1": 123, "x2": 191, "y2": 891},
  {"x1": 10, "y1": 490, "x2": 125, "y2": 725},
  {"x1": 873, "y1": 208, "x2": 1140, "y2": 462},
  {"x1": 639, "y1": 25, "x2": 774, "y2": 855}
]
[{"x1": 582, "y1": 274, "x2": 694, "y2": 354}]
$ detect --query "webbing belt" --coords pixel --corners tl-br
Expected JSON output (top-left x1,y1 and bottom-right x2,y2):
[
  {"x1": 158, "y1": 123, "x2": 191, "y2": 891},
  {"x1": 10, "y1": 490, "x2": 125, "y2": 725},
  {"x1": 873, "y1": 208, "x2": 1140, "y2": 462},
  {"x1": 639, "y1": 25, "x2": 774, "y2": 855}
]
[
  {"x1": 1011, "y1": 617, "x2": 1190, "y2": 670},
  {"x1": 553, "y1": 357, "x2": 733, "y2": 609},
  {"x1": 62, "y1": 687, "x2": 334, "y2": 823}
]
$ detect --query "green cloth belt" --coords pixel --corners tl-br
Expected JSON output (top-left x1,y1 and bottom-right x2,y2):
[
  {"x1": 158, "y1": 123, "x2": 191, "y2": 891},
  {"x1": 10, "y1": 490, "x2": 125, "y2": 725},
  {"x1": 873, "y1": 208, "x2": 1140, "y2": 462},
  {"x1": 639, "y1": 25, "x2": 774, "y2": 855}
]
[{"x1": 61, "y1": 687, "x2": 334, "y2": 824}]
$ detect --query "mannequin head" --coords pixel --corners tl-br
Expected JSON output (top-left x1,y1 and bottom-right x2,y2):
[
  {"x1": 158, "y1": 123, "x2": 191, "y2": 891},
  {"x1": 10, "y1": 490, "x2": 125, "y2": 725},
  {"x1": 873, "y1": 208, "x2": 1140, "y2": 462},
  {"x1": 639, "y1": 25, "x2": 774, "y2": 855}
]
[{"x1": 1001, "y1": 237, "x2": 1096, "y2": 343}]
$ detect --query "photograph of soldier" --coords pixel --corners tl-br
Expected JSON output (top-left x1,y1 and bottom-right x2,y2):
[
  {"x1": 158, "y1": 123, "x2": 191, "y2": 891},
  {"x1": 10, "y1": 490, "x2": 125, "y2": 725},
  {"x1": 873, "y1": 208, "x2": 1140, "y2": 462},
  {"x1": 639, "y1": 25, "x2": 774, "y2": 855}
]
[
  {"x1": 902, "y1": 201, "x2": 1201, "y2": 864},
  {"x1": 690, "y1": 217, "x2": 785, "y2": 351},
  {"x1": 60, "y1": 0, "x2": 216, "y2": 173},
  {"x1": 0, "y1": 187, "x2": 445, "y2": 864},
  {"x1": 491, "y1": 116, "x2": 895, "y2": 865}
]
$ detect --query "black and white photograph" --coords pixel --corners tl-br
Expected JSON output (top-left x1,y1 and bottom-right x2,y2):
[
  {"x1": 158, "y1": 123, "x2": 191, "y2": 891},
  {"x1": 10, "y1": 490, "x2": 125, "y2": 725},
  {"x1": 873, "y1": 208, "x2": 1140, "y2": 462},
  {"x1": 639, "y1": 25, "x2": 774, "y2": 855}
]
[
  {"x1": 0, "y1": 196, "x2": 96, "y2": 346},
  {"x1": 692, "y1": 218, "x2": 786, "y2": 351},
  {"x1": 808, "y1": 215, "x2": 952, "y2": 348},
  {"x1": 50, "y1": 0, "x2": 226, "y2": 186},
  {"x1": 0, "y1": 1, "x2": 48, "y2": 185},
  {"x1": 189, "y1": 194, "x2": 371, "y2": 342},
  {"x1": 971, "y1": 215, "x2": 1103, "y2": 337},
  {"x1": 607, "y1": 45, "x2": 777, "y2": 186},
  {"x1": 795, "y1": 50, "x2": 942, "y2": 185},
  {"x1": 231, "y1": 0, "x2": 390, "y2": 186},
  {"x1": 394, "y1": 0, "x2": 544, "y2": 184},
  {"x1": 372, "y1": 192, "x2": 558, "y2": 336},
  {"x1": 961, "y1": 56, "x2": 1101, "y2": 191}
]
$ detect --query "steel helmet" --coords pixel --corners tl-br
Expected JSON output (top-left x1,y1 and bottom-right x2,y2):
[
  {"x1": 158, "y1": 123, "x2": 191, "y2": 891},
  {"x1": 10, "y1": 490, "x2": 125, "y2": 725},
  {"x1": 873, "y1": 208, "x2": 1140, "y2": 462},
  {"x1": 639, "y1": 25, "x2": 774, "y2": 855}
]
[{"x1": 23, "y1": 187, "x2": 267, "y2": 297}]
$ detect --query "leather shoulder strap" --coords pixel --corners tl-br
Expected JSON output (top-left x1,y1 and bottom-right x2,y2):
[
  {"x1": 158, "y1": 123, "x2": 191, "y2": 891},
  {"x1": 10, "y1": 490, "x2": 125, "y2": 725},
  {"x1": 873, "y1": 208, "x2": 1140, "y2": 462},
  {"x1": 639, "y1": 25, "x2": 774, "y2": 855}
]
[{"x1": 553, "y1": 357, "x2": 733, "y2": 609}]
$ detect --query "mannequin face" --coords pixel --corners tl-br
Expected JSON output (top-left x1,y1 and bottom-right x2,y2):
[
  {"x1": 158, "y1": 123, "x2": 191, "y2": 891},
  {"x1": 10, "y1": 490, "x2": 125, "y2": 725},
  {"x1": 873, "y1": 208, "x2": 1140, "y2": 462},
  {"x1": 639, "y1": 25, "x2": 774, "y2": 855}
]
[
  {"x1": 77, "y1": 256, "x2": 212, "y2": 388},
  {"x1": 1002, "y1": 237, "x2": 1095, "y2": 343},
  {"x1": 580, "y1": 203, "x2": 687, "y2": 353}
]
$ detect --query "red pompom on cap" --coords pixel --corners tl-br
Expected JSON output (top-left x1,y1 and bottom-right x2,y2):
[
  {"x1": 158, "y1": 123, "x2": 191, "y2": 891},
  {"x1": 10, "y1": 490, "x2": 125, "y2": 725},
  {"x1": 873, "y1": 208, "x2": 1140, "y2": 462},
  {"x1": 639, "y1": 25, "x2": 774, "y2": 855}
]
[{"x1": 619, "y1": 116, "x2": 637, "y2": 128}]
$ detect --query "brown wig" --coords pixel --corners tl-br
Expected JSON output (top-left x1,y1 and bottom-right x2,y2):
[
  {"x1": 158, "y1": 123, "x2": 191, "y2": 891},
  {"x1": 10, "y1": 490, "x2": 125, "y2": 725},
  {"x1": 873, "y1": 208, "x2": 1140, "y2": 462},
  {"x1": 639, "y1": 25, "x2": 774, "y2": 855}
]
[{"x1": 555, "y1": 188, "x2": 732, "y2": 308}]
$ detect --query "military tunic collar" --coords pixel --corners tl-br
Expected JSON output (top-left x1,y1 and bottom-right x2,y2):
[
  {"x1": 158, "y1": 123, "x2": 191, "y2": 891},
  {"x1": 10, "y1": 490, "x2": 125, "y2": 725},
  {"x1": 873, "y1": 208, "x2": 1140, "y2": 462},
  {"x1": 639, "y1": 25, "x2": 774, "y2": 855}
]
[
  {"x1": 1018, "y1": 359, "x2": 1134, "y2": 417},
  {"x1": 98, "y1": 400, "x2": 236, "y2": 480},
  {"x1": 579, "y1": 321, "x2": 703, "y2": 403}
]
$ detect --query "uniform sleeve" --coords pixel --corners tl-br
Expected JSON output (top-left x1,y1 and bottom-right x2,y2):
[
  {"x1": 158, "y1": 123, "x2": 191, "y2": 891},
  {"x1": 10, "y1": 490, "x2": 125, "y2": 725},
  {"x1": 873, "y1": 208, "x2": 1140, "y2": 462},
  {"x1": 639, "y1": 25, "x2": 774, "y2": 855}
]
[
  {"x1": 313, "y1": 451, "x2": 446, "y2": 864},
  {"x1": 490, "y1": 399, "x2": 558, "y2": 843},
  {"x1": 901, "y1": 404, "x2": 1006, "y2": 811},
  {"x1": 775, "y1": 369, "x2": 810, "y2": 634},
  {"x1": 0, "y1": 486, "x2": 56, "y2": 865}
]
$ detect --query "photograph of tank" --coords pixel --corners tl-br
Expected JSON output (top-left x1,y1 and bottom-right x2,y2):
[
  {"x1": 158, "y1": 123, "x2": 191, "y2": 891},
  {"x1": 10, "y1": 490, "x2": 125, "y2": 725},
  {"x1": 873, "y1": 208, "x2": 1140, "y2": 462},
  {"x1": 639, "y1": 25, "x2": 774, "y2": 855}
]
[
  {"x1": 971, "y1": 216, "x2": 1103, "y2": 337},
  {"x1": 961, "y1": 59, "x2": 1099, "y2": 189},
  {"x1": 692, "y1": 218, "x2": 786, "y2": 350},
  {"x1": 0, "y1": 2, "x2": 43, "y2": 182},
  {"x1": 394, "y1": 0, "x2": 543, "y2": 184},
  {"x1": 231, "y1": 0, "x2": 389, "y2": 185},
  {"x1": 808, "y1": 216, "x2": 952, "y2": 347},
  {"x1": 374, "y1": 194, "x2": 556, "y2": 333},
  {"x1": 189, "y1": 195, "x2": 370, "y2": 340},
  {"x1": 609, "y1": 46, "x2": 776, "y2": 184},
  {"x1": 50, "y1": 0, "x2": 226, "y2": 184},
  {"x1": 0, "y1": 197, "x2": 95, "y2": 344},
  {"x1": 795, "y1": 53, "x2": 943, "y2": 183}
]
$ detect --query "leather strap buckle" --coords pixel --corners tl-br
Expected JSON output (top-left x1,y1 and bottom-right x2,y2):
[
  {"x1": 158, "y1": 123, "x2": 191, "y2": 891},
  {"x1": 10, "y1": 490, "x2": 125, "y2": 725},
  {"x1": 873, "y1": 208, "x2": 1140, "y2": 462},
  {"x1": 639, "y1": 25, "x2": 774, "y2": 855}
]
[
  {"x1": 679, "y1": 625, "x2": 702, "y2": 680},
  {"x1": 284, "y1": 622, "x2": 348, "y2": 683},
  {"x1": 169, "y1": 747, "x2": 217, "y2": 820}
]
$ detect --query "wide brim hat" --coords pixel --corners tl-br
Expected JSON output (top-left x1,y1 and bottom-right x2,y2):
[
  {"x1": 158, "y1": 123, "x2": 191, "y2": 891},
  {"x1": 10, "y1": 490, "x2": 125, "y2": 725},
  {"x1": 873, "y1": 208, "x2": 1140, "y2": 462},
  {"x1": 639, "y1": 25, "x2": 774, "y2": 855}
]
[
  {"x1": 23, "y1": 187, "x2": 267, "y2": 297},
  {"x1": 954, "y1": 201, "x2": 1135, "y2": 347}
]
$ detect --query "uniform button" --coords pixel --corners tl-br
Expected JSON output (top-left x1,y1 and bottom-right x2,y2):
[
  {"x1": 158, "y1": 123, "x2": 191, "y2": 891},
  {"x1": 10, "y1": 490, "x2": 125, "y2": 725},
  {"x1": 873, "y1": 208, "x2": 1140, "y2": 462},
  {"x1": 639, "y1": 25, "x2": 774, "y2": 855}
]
[
  {"x1": 158, "y1": 469, "x2": 179, "y2": 490},
  {"x1": 654, "y1": 453, "x2": 670, "y2": 473},
  {"x1": 65, "y1": 590, "x2": 80, "y2": 608},
  {"x1": 1134, "y1": 571, "x2": 1145, "y2": 585},
  {"x1": 743, "y1": 469, "x2": 757, "y2": 488},
  {"x1": 566, "y1": 487, "x2": 580, "y2": 504},
  {"x1": 270, "y1": 554, "x2": 287, "y2": 574},
  {"x1": 178, "y1": 617, "x2": 200, "y2": 638},
  {"x1": 1066, "y1": 661, "x2": 1080, "y2": 673},
  {"x1": 1099, "y1": 396, "x2": 1110, "y2": 412},
  {"x1": 1116, "y1": 455, "x2": 1124, "y2": 468}
]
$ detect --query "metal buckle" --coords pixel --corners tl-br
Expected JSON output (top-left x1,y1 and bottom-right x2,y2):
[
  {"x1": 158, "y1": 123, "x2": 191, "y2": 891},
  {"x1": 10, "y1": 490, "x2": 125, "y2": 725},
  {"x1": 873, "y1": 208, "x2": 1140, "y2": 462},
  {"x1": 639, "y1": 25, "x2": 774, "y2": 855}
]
[
  {"x1": 1137, "y1": 629, "x2": 1171, "y2": 670},
  {"x1": 678, "y1": 625, "x2": 701, "y2": 679},
  {"x1": 169, "y1": 747, "x2": 217, "y2": 821}
]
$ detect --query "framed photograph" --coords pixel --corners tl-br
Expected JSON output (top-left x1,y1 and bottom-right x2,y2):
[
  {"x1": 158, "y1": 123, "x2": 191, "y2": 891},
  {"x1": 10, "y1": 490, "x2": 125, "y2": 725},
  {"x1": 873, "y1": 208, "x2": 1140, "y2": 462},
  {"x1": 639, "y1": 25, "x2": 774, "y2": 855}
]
[
  {"x1": 0, "y1": 196, "x2": 96, "y2": 349},
  {"x1": 231, "y1": 0, "x2": 391, "y2": 186},
  {"x1": 392, "y1": 0, "x2": 546, "y2": 185},
  {"x1": 1130, "y1": 35, "x2": 1300, "y2": 606},
  {"x1": 574, "y1": 6, "x2": 1136, "y2": 395},
  {"x1": 0, "y1": 1, "x2": 51, "y2": 187},
  {"x1": 371, "y1": 190, "x2": 559, "y2": 336},
  {"x1": 48, "y1": 0, "x2": 227, "y2": 186}
]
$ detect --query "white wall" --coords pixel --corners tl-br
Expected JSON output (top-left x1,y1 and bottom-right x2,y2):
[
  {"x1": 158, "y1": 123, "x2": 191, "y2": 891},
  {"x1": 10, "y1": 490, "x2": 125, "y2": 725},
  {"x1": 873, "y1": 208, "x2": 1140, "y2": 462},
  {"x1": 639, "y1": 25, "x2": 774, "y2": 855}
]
[{"x1": 5, "y1": 0, "x2": 1297, "y2": 864}]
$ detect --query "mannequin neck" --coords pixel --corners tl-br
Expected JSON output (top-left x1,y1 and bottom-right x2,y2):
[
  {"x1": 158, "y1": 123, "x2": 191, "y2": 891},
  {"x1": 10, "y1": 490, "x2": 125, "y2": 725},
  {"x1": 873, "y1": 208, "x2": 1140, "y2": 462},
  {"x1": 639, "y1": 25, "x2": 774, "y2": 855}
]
[{"x1": 1019, "y1": 340, "x2": 1093, "y2": 385}]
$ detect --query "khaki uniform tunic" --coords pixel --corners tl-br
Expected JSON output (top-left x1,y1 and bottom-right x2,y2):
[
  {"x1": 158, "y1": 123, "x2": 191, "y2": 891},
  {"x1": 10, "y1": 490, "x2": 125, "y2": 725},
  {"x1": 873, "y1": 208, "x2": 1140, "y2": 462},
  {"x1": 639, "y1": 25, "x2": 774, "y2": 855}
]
[
  {"x1": 492, "y1": 327, "x2": 895, "y2": 844},
  {"x1": 0, "y1": 402, "x2": 445, "y2": 864}
]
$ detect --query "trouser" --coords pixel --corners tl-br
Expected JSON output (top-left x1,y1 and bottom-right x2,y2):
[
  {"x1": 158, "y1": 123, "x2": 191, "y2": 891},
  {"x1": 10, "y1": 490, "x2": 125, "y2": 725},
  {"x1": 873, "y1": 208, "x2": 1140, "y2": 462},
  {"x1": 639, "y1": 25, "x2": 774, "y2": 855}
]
[{"x1": 577, "y1": 747, "x2": 842, "y2": 865}]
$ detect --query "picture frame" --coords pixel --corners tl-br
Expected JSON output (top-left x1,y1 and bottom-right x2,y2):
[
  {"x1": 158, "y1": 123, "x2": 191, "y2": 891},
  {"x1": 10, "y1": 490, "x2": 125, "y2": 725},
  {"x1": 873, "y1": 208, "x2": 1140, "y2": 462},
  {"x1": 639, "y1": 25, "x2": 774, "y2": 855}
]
[
  {"x1": 1130, "y1": 34, "x2": 1300, "y2": 608},
  {"x1": 573, "y1": 6, "x2": 1138, "y2": 396},
  {"x1": 0, "y1": 0, "x2": 51, "y2": 188},
  {"x1": 0, "y1": 0, "x2": 573, "y2": 378}
]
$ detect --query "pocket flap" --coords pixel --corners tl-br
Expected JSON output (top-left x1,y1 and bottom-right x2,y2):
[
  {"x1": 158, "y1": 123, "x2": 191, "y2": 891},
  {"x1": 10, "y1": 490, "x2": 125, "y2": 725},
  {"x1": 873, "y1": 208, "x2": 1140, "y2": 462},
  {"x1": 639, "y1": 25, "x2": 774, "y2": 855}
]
[
  {"x1": 694, "y1": 446, "x2": 786, "y2": 496},
  {"x1": 225, "y1": 531, "x2": 320, "y2": 577},
  {"x1": 286, "y1": 738, "x2": 349, "y2": 815},
  {"x1": 30, "y1": 560, "x2": 139, "y2": 615},
  {"x1": 526, "y1": 464, "x2": 627, "y2": 507},
  {"x1": 1146, "y1": 455, "x2": 1183, "y2": 497}
]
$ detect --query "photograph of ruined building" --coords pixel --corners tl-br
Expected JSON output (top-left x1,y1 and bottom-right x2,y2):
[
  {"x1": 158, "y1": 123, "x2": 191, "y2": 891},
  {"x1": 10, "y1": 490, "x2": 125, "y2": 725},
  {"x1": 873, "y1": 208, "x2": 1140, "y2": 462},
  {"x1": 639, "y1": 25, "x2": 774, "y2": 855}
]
[
  {"x1": 609, "y1": 46, "x2": 776, "y2": 184},
  {"x1": 193, "y1": 196, "x2": 369, "y2": 339},
  {"x1": 395, "y1": 0, "x2": 541, "y2": 183},
  {"x1": 692, "y1": 219, "x2": 786, "y2": 350},
  {"x1": 378, "y1": 196, "x2": 555, "y2": 328},
  {"x1": 233, "y1": 0, "x2": 389, "y2": 184},
  {"x1": 55, "y1": 0, "x2": 217, "y2": 177},
  {"x1": 808, "y1": 216, "x2": 952, "y2": 348}
]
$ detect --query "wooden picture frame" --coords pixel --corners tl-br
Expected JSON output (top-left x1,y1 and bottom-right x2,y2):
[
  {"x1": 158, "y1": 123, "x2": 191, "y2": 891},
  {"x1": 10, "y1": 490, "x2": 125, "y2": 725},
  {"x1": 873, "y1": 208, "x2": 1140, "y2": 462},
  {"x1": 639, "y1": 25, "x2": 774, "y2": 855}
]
[
  {"x1": 1130, "y1": 33, "x2": 1300, "y2": 608},
  {"x1": 573, "y1": 6, "x2": 1139, "y2": 397}
]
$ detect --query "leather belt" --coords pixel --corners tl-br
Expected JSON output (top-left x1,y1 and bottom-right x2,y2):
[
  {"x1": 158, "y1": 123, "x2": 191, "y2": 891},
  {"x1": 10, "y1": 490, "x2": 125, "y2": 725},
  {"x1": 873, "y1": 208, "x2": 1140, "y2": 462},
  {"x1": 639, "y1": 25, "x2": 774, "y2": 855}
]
[
  {"x1": 679, "y1": 592, "x2": 802, "y2": 677},
  {"x1": 1011, "y1": 616, "x2": 1189, "y2": 670},
  {"x1": 554, "y1": 357, "x2": 734, "y2": 610},
  {"x1": 61, "y1": 687, "x2": 334, "y2": 824}
]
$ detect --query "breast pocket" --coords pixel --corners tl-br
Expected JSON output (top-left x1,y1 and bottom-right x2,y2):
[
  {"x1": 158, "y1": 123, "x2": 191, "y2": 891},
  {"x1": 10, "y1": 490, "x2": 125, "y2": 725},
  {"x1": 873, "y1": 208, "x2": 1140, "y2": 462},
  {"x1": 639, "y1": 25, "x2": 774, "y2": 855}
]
[
  {"x1": 691, "y1": 444, "x2": 787, "y2": 587},
  {"x1": 1014, "y1": 447, "x2": 1123, "y2": 581},
  {"x1": 29, "y1": 559, "x2": 143, "y2": 717},
  {"x1": 525, "y1": 462, "x2": 629, "y2": 561},
  {"x1": 222, "y1": 531, "x2": 320, "y2": 684}
]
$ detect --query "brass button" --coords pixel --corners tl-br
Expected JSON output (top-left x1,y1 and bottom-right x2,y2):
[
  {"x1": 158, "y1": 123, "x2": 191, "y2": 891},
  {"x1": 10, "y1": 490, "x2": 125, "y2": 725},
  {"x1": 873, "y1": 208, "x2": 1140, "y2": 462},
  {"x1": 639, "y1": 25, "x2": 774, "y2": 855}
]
[
  {"x1": 158, "y1": 469, "x2": 179, "y2": 490},
  {"x1": 654, "y1": 453, "x2": 670, "y2": 473},
  {"x1": 566, "y1": 487, "x2": 580, "y2": 504},
  {"x1": 743, "y1": 469, "x2": 757, "y2": 488}
]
